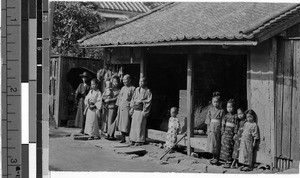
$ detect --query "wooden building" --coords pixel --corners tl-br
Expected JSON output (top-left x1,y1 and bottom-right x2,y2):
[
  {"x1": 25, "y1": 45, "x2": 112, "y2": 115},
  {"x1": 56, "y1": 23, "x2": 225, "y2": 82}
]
[
  {"x1": 49, "y1": 55, "x2": 104, "y2": 127},
  {"x1": 78, "y1": 2, "x2": 300, "y2": 170}
]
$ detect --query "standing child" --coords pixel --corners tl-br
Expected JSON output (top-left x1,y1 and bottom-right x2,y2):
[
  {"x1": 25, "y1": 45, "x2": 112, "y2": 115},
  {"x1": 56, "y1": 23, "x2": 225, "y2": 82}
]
[
  {"x1": 164, "y1": 107, "x2": 181, "y2": 151},
  {"x1": 101, "y1": 80, "x2": 114, "y2": 133},
  {"x1": 220, "y1": 99, "x2": 238, "y2": 168},
  {"x1": 205, "y1": 92, "x2": 225, "y2": 165},
  {"x1": 239, "y1": 109, "x2": 259, "y2": 171},
  {"x1": 84, "y1": 78, "x2": 102, "y2": 140},
  {"x1": 231, "y1": 108, "x2": 246, "y2": 168}
]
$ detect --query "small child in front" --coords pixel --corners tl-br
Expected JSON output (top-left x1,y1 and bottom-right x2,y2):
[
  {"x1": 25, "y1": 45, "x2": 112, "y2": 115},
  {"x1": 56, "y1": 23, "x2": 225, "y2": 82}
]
[
  {"x1": 220, "y1": 99, "x2": 238, "y2": 168},
  {"x1": 231, "y1": 108, "x2": 246, "y2": 168},
  {"x1": 239, "y1": 109, "x2": 260, "y2": 171},
  {"x1": 205, "y1": 92, "x2": 225, "y2": 165},
  {"x1": 101, "y1": 80, "x2": 114, "y2": 133},
  {"x1": 165, "y1": 107, "x2": 181, "y2": 151}
]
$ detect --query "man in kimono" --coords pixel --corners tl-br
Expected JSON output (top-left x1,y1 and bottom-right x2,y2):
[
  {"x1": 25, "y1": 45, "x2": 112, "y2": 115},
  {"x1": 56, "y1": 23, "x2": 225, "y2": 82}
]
[
  {"x1": 129, "y1": 77, "x2": 152, "y2": 146},
  {"x1": 115, "y1": 74, "x2": 135, "y2": 143}
]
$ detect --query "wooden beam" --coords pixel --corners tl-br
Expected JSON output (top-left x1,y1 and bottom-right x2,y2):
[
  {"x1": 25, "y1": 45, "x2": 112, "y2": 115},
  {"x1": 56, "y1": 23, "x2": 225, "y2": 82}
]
[
  {"x1": 270, "y1": 37, "x2": 277, "y2": 166},
  {"x1": 187, "y1": 54, "x2": 194, "y2": 156},
  {"x1": 140, "y1": 48, "x2": 145, "y2": 78}
]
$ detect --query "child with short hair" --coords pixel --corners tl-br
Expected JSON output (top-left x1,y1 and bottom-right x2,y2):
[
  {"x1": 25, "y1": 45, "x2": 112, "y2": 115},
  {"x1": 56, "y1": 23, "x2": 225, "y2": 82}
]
[
  {"x1": 205, "y1": 92, "x2": 225, "y2": 165},
  {"x1": 220, "y1": 99, "x2": 238, "y2": 168},
  {"x1": 164, "y1": 107, "x2": 181, "y2": 151},
  {"x1": 239, "y1": 109, "x2": 260, "y2": 171},
  {"x1": 231, "y1": 108, "x2": 246, "y2": 168},
  {"x1": 101, "y1": 80, "x2": 114, "y2": 133},
  {"x1": 84, "y1": 78, "x2": 102, "y2": 140}
]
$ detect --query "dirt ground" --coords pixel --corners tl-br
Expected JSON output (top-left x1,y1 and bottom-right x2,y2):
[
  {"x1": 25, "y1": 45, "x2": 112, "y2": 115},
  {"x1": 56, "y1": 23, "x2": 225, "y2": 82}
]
[{"x1": 49, "y1": 126, "x2": 298, "y2": 174}]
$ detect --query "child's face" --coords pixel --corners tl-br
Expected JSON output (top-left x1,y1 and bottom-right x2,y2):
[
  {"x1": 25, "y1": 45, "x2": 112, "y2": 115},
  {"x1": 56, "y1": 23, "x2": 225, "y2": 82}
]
[
  {"x1": 227, "y1": 103, "x2": 234, "y2": 113},
  {"x1": 212, "y1": 97, "x2": 220, "y2": 108},
  {"x1": 106, "y1": 81, "x2": 112, "y2": 89},
  {"x1": 112, "y1": 78, "x2": 118, "y2": 88},
  {"x1": 139, "y1": 78, "x2": 146, "y2": 88},
  {"x1": 170, "y1": 109, "x2": 178, "y2": 117},
  {"x1": 246, "y1": 114, "x2": 254, "y2": 122},
  {"x1": 91, "y1": 81, "x2": 97, "y2": 90},
  {"x1": 237, "y1": 109, "x2": 245, "y2": 119},
  {"x1": 123, "y1": 77, "x2": 130, "y2": 86},
  {"x1": 82, "y1": 77, "x2": 87, "y2": 83}
]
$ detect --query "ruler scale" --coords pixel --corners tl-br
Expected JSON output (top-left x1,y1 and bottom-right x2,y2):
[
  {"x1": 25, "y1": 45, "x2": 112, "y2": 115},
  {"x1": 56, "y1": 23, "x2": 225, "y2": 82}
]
[{"x1": 1, "y1": 0, "x2": 22, "y2": 178}]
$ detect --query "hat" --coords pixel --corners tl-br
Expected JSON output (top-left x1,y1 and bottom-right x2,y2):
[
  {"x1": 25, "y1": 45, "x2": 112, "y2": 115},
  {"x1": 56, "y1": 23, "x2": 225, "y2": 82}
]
[{"x1": 79, "y1": 71, "x2": 89, "y2": 78}]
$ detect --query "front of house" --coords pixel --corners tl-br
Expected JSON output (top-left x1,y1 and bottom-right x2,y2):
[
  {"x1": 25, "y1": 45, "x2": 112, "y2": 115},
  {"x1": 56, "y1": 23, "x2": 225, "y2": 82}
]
[{"x1": 79, "y1": 2, "x2": 300, "y2": 170}]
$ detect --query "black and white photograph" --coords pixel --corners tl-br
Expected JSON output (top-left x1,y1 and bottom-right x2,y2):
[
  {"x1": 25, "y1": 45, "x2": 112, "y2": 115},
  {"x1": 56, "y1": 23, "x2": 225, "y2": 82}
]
[{"x1": 47, "y1": 0, "x2": 300, "y2": 175}]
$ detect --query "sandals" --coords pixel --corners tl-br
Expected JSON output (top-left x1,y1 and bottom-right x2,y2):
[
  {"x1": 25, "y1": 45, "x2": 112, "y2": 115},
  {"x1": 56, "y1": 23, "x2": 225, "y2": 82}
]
[
  {"x1": 241, "y1": 167, "x2": 253, "y2": 171},
  {"x1": 223, "y1": 162, "x2": 231, "y2": 168},
  {"x1": 134, "y1": 143, "x2": 143, "y2": 146}
]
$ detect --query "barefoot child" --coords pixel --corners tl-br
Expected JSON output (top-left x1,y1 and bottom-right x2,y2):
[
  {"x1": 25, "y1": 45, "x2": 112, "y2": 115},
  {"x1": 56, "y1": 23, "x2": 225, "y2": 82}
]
[
  {"x1": 205, "y1": 92, "x2": 225, "y2": 165},
  {"x1": 231, "y1": 108, "x2": 246, "y2": 168},
  {"x1": 239, "y1": 109, "x2": 259, "y2": 171},
  {"x1": 164, "y1": 107, "x2": 181, "y2": 151},
  {"x1": 220, "y1": 99, "x2": 238, "y2": 168},
  {"x1": 84, "y1": 78, "x2": 102, "y2": 140}
]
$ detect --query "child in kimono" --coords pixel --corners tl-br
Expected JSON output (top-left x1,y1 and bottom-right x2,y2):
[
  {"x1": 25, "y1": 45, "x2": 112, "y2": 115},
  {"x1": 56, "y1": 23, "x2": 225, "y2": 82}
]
[
  {"x1": 101, "y1": 80, "x2": 114, "y2": 133},
  {"x1": 220, "y1": 99, "x2": 238, "y2": 168},
  {"x1": 84, "y1": 78, "x2": 102, "y2": 140},
  {"x1": 205, "y1": 92, "x2": 225, "y2": 165},
  {"x1": 239, "y1": 109, "x2": 259, "y2": 171},
  {"x1": 164, "y1": 107, "x2": 181, "y2": 151},
  {"x1": 231, "y1": 108, "x2": 246, "y2": 168}
]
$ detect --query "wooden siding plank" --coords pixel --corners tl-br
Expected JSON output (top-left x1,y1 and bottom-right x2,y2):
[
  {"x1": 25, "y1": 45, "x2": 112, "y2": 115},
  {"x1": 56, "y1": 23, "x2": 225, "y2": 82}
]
[
  {"x1": 291, "y1": 40, "x2": 300, "y2": 160},
  {"x1": 281, "y1": 40, "x2": 293, "y2": 159},
  {"x1": 276, "y1": 41, "x2": 284, "y2": 157}
]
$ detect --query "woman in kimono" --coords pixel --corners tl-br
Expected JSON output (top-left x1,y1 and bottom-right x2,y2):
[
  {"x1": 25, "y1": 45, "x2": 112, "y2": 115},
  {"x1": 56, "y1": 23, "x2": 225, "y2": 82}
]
[
  {"x1": 115, "y1": 74, "x2": 135, "y2": 143},
  {"x1": 129, "y1": 77, "x2": 152, "y2": 146},
  {"x1": 74, "y1": 72, "x2": 90, "y2": 134},
  {"x1": 220, "y1": 99, "x2": 238, "y2": 168},
  {"x1": 84, "y1": 78, "x2": 102, "y2": 140},
  {"x1": 205, "y1": 92, "x2": 225, "y2": 165},
  {"x1": 239, "y1": 109, "x2": 259, "y2": 171},
  {"x1": 105, "y1": 76, "x2": 121, "y2": 140}
]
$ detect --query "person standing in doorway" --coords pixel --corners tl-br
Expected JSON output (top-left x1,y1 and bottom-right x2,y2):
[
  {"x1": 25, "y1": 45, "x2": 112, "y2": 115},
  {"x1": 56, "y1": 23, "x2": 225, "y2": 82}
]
[
  {"x1": 205, "y1": 92, "x2": 225, "y2": 165},
  {"x1": 115, "y1": 74, "x2": 135, "y2": 143},
  {"x1": 74, "y1": 71, "x2": 90, "y2": 134},
  {"x1": 129, "y1": 77, "x2": 152, "y2": 146}
]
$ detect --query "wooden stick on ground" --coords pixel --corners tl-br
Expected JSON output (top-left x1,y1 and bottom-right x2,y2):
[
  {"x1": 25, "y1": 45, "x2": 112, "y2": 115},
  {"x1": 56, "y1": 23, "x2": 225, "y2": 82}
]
[{"x1": 159, "y1": 132, "x2": 187, "y2": 160}]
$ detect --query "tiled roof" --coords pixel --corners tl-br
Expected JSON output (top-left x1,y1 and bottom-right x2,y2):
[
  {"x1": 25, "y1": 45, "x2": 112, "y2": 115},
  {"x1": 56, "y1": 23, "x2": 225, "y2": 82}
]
[
  {"x1": 96, "y1": 2, "x2": 150, "y2": 13},
  {"x1": 79, "y1": 2, "x2": 300, "y2": 47}
]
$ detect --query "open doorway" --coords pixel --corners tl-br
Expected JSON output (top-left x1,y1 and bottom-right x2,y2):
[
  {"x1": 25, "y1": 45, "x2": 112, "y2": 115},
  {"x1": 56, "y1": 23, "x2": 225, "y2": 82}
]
[{"x1": 146, "y1": 53, "x2": 187, "y2": 129}]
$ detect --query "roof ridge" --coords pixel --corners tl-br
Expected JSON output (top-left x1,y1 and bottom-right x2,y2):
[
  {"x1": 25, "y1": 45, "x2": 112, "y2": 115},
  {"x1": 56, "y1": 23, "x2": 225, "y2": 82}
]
[
  {"x1": 240, "y1": 3, "x2": 300, "y2": 35},
  {"x1": 78, "y1": 2, "x2": 175, "y2": 44}
]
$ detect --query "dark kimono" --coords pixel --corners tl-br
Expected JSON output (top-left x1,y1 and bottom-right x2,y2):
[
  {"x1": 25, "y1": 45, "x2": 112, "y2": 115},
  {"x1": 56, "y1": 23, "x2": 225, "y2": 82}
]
[
  {"x1": 74, "y1": 83, "x2": 90, "y2": 128},
  {"x1": 232, "y1": 119, "x2": 246, "y2": 159},
  {"x1": 220, "y1": 113, "x2": 238, "y2": 162},
  {"x1": 205, "y1": 107, "x2": 225, "y2": 156}
]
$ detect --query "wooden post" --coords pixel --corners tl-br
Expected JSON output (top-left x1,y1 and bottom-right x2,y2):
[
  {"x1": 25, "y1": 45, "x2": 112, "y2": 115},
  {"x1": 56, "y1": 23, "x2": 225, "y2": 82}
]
[
  {"x1": 187, "y1": 54, "x2": 194, "y2": 156},
  {"x1": 140, "y1": 48, "x2": 145, "y2": 78},
  {"x1": 54, "y1": 55, "x2": 62, "y2": 127}
]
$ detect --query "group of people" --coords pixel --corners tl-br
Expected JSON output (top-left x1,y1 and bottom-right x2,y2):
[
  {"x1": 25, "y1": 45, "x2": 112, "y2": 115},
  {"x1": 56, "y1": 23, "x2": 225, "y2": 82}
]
[
  {"x1": 73, "y1": 70, "x2": 259, "y2": 170},
  {"x1": 205, "y1": 92, "x2": 260, "y2": 171},
  {"x1": 74, "y1": 70, "x2": 152, "y2": 146}
]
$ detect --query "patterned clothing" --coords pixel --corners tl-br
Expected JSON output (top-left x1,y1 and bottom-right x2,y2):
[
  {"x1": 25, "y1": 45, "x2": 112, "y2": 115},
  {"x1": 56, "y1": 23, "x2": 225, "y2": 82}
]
[
  {"x1": 101, "y1": 88, "x2": 114, "y2": 132},
  {"x1": 129, "y1": 87, "x2": 152, "y2": 142},
  {"x1": 165, "y1": 117, "x2": 180, "y2": 149},
  {"x1": 238, "y1": 122, "x2": 259, "y2": 166},
  {"x1": 115, "y1": 85, "x2": 135, "y2": 133},
  {"x1": 232, "y1": 119, "x2": 246, "y2": 159},
  {"x1": 205, "y1": 107, "x2": 225, "y2": 155},
  {"x1": 220, "y1": 113, "x2": 238, "y2": 162},
  {"x1": 74, "y1": 83, "x2": 90, "y2": 128},
  {"x1": 107, "y1": 88, "x2": 120, "y2": 137},
  {"x1": 84, "y1": 89, "x2": 102, "y2": 137}
]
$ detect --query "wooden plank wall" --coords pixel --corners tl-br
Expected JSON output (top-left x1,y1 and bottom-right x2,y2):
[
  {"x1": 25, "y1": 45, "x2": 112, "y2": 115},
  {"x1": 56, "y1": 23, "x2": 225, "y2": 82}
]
[
  {"x1": 281, "y1": 40, "x2": 293, "y2": 159},
  {"x1": 291, "y1": 41, "x2": 300, "y2": 161},
  {"x1": 249, "y1": 38, "x2": 275, "y2": 164}
]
